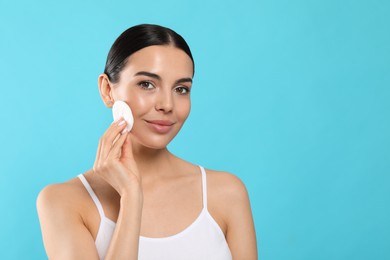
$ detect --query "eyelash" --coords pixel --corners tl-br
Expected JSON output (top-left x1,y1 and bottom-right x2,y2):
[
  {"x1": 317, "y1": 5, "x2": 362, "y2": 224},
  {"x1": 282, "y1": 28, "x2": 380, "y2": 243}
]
[
  {"x1": 175, "y1": 86, "x2": 191, "y2": 95},
  {"x1": 138, "y1": 81, "x2": 155, "y2": 90},
  {"x1": 137, "y1": 81, "x2": 191, "y2": 95}
]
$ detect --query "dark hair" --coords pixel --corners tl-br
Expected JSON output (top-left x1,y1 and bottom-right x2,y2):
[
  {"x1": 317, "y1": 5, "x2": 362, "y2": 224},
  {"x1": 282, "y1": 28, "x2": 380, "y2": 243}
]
[{"x1": 104, "y1": 24, "x2": 194, "y2": 83}]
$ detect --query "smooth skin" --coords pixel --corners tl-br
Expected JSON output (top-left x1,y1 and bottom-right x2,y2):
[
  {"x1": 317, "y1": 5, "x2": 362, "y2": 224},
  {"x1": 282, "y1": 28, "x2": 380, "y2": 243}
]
[{"x1": 37, "y1": 45, "x2": 257, "y2": 259}]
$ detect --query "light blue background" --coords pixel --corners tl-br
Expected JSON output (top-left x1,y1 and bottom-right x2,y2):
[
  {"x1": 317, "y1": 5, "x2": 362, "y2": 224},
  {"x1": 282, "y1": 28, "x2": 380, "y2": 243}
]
[{"x1": 1, "y1": 0, "x2": 389, "y2": 259}]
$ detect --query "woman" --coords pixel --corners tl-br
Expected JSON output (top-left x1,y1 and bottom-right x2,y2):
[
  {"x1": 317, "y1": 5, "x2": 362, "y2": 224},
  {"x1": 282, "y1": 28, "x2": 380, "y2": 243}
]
[{"x1": 37, "y1": 24, "x2": 257, "y2": 260}]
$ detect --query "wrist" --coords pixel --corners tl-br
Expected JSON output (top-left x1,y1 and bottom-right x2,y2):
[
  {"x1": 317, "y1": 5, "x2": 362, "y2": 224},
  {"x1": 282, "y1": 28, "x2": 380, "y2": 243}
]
[{"x1": 120, "y1": 186, "x2": 143, "y2": 205}]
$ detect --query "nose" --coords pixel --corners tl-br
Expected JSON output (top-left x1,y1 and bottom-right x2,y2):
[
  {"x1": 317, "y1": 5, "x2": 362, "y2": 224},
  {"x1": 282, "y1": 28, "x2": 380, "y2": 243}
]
[{"x1": 155, "y1": 88, "x2": 173, "y2": 113}]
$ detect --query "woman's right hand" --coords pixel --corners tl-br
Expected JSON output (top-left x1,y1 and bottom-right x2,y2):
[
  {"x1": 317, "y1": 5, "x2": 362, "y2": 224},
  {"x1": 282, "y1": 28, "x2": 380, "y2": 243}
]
[
  {"x1": 37, "y1": 118, "x2": 143, "y2": 260},
  {"x1": 93, "y1": 118, "x2": 141, "y2": 197}
]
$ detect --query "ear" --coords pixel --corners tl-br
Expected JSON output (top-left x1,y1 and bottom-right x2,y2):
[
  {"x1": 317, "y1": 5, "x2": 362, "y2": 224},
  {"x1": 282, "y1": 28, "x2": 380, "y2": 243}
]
[{"x1": 98, "y1": 73, "x2": 115, "y2": 108}]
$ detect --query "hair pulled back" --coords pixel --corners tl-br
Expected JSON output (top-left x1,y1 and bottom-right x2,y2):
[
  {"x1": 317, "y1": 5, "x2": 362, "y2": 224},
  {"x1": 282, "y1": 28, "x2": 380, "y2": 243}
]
[{"x1": 104, "y1": 24, "x2": 194, "y2": 83}]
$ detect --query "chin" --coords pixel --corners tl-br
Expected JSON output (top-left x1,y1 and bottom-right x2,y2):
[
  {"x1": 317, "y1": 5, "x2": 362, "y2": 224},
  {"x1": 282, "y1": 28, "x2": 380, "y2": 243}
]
[
  {"x1": 133, "y1": 133, "x2": 177, "y2": 150},
  {"x1": 131, "y1": 122, "x2": 183, "y2": 150}
]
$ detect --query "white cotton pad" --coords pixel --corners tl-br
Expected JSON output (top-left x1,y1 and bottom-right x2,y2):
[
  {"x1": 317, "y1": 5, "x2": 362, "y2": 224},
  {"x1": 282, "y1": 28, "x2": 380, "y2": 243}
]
[{"x1": 112, "y1": 100, "x2": 134, "y2": 132}]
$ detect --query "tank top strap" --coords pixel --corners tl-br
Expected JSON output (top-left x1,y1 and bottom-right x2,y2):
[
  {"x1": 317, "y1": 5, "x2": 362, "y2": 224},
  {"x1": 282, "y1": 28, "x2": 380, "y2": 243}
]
[
  {"x1": 78, "y1": 174, "x2": 106, "y2": 219},
  {"x1": 199, "y1": 166, "x2": 208, "y2": 209}
]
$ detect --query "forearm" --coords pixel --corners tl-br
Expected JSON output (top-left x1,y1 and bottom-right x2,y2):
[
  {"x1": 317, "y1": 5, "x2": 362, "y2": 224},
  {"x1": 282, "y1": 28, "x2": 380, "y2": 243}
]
[{"x1": 105, "y1": 189, "x2": 143, "y2": 260}]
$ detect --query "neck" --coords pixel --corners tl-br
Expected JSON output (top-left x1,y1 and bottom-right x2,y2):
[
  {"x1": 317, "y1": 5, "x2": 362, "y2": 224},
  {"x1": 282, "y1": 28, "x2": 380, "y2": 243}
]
[
  {"x1": 85, "y1": 138, "x2": 179, "y2": 188},
  {"x1": 131, "y1": 141, "x2": 175, "y2": 179}
]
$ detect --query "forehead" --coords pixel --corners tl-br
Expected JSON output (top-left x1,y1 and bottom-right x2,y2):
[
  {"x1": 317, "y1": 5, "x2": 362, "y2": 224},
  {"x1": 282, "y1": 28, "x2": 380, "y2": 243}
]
[{"x1": 123, "y1": 45, "x2": 194, "y2": 79}]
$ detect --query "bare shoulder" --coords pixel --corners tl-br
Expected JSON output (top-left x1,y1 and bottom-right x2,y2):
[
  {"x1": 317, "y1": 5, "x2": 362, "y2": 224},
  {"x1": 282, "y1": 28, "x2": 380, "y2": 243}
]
[
  {"x1": 205, "y1": 168, "x2": 249, "y2": 201},
  {"x1": 36, "y1": 177, "x2": 86, "y2": 217},
  {"x1": 37, "y1": 177, "x2": 102, "y2": 259},
  {"x1": 205, "y1": 168, "x2": 258, "y2": 259},
  {"x1": 204, "y1": 168, "x2": 251, "y2": 228}
]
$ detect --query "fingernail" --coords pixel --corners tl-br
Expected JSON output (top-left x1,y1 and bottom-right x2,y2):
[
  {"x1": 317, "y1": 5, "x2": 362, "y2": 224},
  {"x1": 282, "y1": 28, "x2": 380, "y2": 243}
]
[
  {"x1": 118, "y1": 120, "x2": 126, "y2": 126},
  {"x1": 112, "y1": 118, "x2": 121, "y2": 125}
]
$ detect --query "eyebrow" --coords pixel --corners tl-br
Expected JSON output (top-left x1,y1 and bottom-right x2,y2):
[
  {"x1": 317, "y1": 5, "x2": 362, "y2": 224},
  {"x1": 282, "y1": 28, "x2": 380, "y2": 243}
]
[{"x1": 134, "y1": 71, "x2": 193, "y2": 85}]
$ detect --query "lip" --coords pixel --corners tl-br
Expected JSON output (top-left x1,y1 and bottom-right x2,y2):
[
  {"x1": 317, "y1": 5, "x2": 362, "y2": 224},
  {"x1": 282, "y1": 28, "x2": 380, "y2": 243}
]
[{"x1": 145, "y1": 120, "x2": 175, "y2": 134}]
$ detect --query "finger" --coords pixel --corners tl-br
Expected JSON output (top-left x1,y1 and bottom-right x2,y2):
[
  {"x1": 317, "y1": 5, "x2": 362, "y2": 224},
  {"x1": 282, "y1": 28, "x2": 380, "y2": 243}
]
[
  {"x1": 99, "y1": 119, "x2": 127, "y2": 162},
  {"x1": 121, "y1": 132, "x2": 135, "y2": 161},
  {"x1": 107, "y1": 118, "x2": 127, "y2": 140},
  {"x1": 107, "y1": 131, "x2": 128, "y2": 160},
  {"x1": 112, "y1": 130, "x2": 122, "y2": 145},
  {"x1": 111, "y1": 118, "x2": 127, "y2": 145}
]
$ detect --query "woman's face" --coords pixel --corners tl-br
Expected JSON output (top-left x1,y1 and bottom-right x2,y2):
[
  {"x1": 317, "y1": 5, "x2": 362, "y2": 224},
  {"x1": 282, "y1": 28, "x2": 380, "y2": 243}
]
[{"x1": 109, "y1": 45, "x2": 194, "y2": 149}]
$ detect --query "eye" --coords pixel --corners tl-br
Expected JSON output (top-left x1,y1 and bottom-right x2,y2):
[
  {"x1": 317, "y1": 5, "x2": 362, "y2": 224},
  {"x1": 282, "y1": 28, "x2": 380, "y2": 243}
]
[
  {"x1": 175, "y1": 86, "x2": 191, "y2": 95},
  {"x1": 138, "y1": 81, "x2": 155, "y2": 90}
]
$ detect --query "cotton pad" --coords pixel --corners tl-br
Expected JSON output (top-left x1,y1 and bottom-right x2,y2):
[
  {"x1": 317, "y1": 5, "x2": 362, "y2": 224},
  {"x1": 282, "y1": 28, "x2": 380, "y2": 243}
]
[{"x1": 112, "y1": 100, "x2": 134, "y2": 132}]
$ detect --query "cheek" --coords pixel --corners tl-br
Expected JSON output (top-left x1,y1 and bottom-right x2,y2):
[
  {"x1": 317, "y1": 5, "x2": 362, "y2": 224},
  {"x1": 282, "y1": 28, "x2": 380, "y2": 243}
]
[
  {"x1": 177, "y1": 99, "x2": 191, "y2": 120},
  {"x1": 132, "y1": 95, "x2": 148, "y2": 109},
  {"x1": 126, "y1": 93, "x2": 151, "y2": 115}
]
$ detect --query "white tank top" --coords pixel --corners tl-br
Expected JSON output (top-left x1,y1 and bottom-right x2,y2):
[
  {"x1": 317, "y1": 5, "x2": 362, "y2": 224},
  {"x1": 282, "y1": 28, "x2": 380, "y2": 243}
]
[{"x1": 78, "y1": 166, "x2": 232, "y2": 260}]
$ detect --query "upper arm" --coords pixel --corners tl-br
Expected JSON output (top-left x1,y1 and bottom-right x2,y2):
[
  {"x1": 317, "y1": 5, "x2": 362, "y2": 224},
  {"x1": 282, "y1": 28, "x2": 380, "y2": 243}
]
[
  {"x1": 218, "y1": 173, "x2": 258, "y2": 259},
  {"x1": 36, "y1": 184, "x2": 100, "y2": 260}
]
